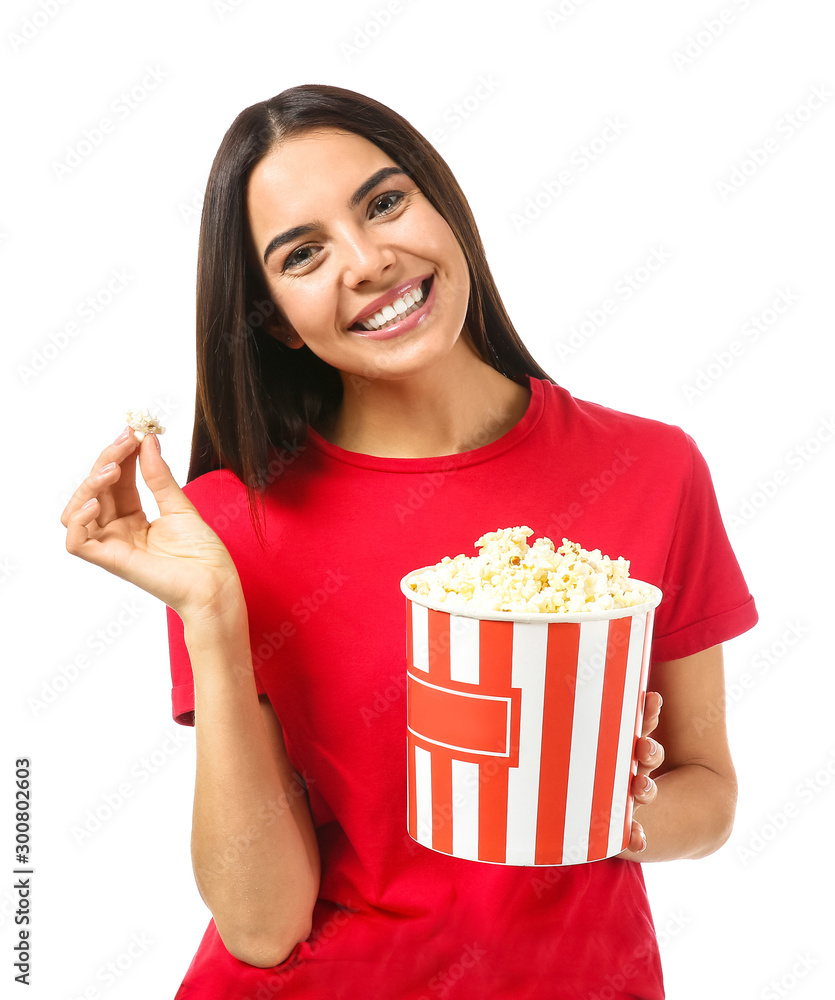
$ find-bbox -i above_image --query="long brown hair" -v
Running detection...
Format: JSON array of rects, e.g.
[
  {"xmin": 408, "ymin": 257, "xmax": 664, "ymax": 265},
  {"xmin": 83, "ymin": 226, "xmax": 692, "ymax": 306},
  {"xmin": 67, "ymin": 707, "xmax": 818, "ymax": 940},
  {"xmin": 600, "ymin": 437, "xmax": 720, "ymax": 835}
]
[{"xmin": 189, "ymin": 83, "xmax": 554, "ymax": 542}]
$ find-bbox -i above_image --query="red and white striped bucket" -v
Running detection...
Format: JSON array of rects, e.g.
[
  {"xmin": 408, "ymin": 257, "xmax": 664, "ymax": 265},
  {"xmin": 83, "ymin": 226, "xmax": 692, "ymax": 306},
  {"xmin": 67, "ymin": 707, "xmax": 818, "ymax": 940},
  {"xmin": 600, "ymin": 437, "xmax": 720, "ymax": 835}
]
[{"xmin": 400, "ymin": 575, "xmax": 662, "ymax": 866}]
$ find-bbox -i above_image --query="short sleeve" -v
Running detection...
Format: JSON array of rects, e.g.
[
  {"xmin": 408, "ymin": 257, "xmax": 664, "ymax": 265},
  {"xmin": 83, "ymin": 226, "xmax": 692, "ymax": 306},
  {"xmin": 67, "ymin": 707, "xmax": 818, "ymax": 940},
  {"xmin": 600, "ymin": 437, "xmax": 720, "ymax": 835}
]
[
  {"xmin": 167, "ymin": 604, "xmax": 269, "ymax": 726},
  {"xmin": 167, "ymin": 605, "xmax": 197, "ymax": 726},
  {"xmin": 164, "ymin": 470, "xmax": 269, "ymax": 726},
  {"xmin": 650, "ymin": 432, "xmax": 758, "ymax": 661}
]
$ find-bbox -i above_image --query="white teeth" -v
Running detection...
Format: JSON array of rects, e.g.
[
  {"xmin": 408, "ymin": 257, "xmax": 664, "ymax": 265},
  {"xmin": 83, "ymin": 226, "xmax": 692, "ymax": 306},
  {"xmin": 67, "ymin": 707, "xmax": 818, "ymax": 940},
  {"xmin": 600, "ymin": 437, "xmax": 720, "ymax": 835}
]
[{"xmin": 357, "ymin": 280, "xmax": 428, "ymax": 332}]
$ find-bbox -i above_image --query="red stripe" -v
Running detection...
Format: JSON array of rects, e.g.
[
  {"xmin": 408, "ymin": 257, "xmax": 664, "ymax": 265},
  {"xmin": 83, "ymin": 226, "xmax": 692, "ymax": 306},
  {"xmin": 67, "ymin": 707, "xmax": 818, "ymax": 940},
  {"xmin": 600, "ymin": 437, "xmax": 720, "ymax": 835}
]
[
  {"xmin": 431, "ymin": 751, "xmax": 453, "ymax": 855},
  {"xmin": 535, "ymin": 622, "xmax": 581, "ymax": 865},
  {"xmin": 587, "ymin": 617, "xmax": 632, "ymax": 861},
  {"xmin": 407, "ymin": 733, "xmax": 417, "ymax": 841},
  {"xmin": 427, "ymin": 609, "xmax": 451, "ymax": 682},
  {"xmin": 477, "ymin": 620, "xmax": 513, "ymax": 863}
]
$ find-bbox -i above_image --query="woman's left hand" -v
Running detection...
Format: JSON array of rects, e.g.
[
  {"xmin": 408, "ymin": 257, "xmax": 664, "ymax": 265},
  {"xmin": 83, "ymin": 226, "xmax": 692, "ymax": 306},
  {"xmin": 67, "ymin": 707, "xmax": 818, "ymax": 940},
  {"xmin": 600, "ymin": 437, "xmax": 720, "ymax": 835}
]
[{"xmin": 620, "ymin": 690, "xmax": 665, "ymax": 855}]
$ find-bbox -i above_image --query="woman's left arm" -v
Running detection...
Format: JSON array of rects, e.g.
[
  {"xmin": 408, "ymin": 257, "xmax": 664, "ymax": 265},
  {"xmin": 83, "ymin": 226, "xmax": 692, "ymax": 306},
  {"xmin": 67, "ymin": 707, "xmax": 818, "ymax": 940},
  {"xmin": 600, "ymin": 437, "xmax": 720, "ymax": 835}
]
[{"xmin": 617, "ymin": 643, "xmax": 738, "ymax": 862}]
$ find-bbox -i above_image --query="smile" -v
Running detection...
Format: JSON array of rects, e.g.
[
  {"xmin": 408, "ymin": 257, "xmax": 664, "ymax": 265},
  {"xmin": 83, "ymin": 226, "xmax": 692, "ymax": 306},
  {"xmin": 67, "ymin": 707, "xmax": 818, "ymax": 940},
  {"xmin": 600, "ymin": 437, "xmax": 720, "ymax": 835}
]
[{"xmin": 350, "ymin": 276, "xmax": 435, "ymax": 341}]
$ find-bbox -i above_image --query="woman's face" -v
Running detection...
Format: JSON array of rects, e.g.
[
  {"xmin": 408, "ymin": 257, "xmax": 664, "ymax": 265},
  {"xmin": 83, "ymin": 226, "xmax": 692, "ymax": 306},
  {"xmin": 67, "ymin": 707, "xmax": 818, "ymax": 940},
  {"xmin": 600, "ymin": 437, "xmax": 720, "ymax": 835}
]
[{"xmin": 245, "ymin": 128, "xmax": 472, "ymax": 383}]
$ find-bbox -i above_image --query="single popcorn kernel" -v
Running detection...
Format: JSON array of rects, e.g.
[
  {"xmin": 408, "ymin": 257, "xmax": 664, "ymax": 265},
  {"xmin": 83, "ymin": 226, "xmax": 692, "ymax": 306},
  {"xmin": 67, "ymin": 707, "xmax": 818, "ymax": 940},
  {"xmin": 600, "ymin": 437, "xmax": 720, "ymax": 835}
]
[
  {"xmin": 407, "ymin": 527, "xmax": 655, "ymax": 614},
  {"xmin": 126, "ymin": 408, "xmax": 166, "ymax": 442}
]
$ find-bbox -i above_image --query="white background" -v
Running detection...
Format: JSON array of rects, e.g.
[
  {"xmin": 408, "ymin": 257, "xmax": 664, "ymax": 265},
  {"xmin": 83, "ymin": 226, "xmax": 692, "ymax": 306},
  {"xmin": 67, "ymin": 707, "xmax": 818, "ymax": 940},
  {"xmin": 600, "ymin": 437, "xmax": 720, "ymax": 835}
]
[{"xmin": 3, "ymin": 0, "xmax": 834, "ymax": 997}]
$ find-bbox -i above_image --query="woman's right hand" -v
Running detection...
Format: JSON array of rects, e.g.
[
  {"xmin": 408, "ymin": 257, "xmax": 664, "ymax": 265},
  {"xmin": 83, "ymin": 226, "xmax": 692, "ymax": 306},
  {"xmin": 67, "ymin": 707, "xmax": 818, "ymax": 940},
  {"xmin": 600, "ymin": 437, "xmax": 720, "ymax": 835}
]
[{"xmin": 61, "ymin": 426, "xmax": 243, "ymax": 622}]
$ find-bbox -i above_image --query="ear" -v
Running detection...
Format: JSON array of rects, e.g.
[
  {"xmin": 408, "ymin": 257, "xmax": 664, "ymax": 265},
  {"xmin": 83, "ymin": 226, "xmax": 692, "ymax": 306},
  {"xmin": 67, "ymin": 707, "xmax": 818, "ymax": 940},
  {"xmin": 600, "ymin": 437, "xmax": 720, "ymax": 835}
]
[
  {"xmin": 263, "ymin": 307, "xmax": 304, "ymax": 349},
  {"xmin": 278, "ymin": 329, "xmax": 305, "ymax": 349}
]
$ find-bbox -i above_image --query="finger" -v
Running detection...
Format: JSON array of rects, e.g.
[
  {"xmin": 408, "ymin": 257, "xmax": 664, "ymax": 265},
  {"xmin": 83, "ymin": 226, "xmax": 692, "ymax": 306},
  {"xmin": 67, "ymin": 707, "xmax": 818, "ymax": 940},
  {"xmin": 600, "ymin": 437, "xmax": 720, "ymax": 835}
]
[
  {"xmin": 640, "ymin": 690, "xmax": 663, "ymax": 738},
  {"xmin": 61, "ymin": 430, "xmax": 140, "ymax": 527},
  {"xmin": 631, "ymin": 771, "xmax": 658, "ymax": 807},
  {"xmin": 92, "ymin": 428, "xmax": 142, "ymax": 524},
  {"xmin": 102, "ymin": 437, "xmax": 141, "ymax": 524},
  {"xmin": 65, "ymin": 495, "xmax": 140, "ymax": 585},
  {"xmin": 61, "ymin": 459, "xmax": 122, "ymax": 528},
  {"xmin": 65, "ymin": 496, "xmax": 106, "ymax": 562},
  {"xmin": 627, "ymin": 820, "xmax": 647, "ymax": 855},
  {"xmin": 636, "ymin": 735, "xmax": 666, "ymax": 771},
  {"xmin": 86, "ymin": 426, "xmax": 139, "ymax": 477},
  {"xmin": 135, "ymin": 434, "xmax": 198, "ymax": 517}
]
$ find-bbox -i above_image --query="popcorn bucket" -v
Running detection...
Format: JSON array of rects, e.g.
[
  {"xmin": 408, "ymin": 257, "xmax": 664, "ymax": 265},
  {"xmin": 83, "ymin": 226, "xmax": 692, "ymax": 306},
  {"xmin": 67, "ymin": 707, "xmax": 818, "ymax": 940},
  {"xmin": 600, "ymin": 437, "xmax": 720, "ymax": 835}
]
[{"xmin": 400, "ymin": 575, "xmax": 663, "ymax": 866}]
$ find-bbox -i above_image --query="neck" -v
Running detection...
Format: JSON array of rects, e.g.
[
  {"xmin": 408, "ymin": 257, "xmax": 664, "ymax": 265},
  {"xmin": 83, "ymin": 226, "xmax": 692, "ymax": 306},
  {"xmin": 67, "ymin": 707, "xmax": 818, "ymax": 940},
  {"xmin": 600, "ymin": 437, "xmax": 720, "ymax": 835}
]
[{"xmin": 317, "ymin": 340, "xmax": 532, "ymax": 458}]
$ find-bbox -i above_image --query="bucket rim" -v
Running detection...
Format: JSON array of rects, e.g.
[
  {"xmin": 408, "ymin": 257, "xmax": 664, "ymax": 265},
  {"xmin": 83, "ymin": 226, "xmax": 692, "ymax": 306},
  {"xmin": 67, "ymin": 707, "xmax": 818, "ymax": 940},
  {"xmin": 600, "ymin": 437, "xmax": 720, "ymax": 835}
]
[{"xmin": 399, "ymin": 568, "xmax": 663, "ymax": 623}]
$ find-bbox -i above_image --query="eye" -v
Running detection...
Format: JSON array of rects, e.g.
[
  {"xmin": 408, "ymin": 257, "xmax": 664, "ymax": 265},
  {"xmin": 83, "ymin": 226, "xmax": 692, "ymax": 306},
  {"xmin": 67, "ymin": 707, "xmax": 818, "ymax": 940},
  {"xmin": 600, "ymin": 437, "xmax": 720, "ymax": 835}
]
[
  {"xmin": 282, "ymin": 244, "xmax": 319, "ymax": 272},
  {"xmin": 370, "ymin": 191, "xmax": 405, "ymax": 217}
]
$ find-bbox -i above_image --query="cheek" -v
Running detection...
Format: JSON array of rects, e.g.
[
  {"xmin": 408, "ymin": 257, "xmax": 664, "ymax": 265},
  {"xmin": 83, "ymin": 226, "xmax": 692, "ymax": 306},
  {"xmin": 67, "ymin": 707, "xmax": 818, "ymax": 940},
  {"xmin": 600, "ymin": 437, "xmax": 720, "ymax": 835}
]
[
  {"xmin": 441, "ymin": 244, "xmax": 471, "ymax": 303},
  {"xmin": 413, "ymin": 204, "xmax": 462, "ymax": 259},
  {"xmin": 433, "ymin": 226, "xmax": 469, "ymax": 290},
  {"xmin": 271, "ymin": 281, "xmax": 333, "ymax": 331}
]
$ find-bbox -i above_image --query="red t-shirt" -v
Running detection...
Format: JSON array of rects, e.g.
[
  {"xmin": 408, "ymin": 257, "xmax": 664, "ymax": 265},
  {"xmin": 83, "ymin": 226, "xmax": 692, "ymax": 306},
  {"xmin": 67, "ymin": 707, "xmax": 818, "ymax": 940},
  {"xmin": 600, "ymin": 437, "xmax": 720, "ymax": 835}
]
[{"xmin": 167, "ymin": 376, "xmax": 757, "ymax": 999}]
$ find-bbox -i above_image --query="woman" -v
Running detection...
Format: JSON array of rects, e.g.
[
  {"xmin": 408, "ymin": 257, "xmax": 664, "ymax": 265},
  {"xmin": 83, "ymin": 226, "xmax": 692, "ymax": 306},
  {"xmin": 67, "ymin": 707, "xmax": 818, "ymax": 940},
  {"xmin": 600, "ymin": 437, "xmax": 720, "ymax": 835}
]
[{"xmin": 61, "ymin": 84, "xmax": 757, "ymax": 998}]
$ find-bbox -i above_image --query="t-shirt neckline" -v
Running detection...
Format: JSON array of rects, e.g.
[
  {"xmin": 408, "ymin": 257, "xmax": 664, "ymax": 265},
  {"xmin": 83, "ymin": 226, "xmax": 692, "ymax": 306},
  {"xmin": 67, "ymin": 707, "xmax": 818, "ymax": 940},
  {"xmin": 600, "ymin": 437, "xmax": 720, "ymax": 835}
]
[{"xmin": 305, "ymin": 374, "xmax": 546, "ymax": 473}]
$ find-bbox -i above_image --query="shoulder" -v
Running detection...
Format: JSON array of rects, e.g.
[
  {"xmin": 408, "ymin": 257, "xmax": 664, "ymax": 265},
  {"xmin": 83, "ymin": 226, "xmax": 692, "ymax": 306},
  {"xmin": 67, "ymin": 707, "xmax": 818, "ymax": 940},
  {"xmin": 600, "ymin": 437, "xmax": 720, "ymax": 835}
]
[
  {"xmin": 182, "ymin": 467, "xmax": 247, "ymax": 505},
  {"xmin": 180, "ymin": 468, "xmax": 254, "ymax": 537},
  {"xmin": 537, "ymin": 378, "xmax": 696, "ymax": 475}
]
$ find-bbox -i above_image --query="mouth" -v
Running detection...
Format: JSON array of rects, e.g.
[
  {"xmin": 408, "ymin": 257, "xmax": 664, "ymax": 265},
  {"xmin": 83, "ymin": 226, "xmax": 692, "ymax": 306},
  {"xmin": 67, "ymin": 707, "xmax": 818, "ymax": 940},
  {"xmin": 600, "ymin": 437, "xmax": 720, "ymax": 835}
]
[{"xmin": 349, "ymin": 276, "xmax": 434, "ymax": 334}]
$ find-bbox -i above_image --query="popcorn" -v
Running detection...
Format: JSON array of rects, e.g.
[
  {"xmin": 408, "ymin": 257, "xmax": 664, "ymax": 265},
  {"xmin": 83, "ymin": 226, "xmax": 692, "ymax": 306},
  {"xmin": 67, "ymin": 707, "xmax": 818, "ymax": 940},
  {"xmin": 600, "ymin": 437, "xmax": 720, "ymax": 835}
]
[
  {"xmin": 406, "ymin": 526, "xmax": 655, "ymax": 614},
  {"xmin": 126, "ymin": 409, "xmax": 166, "ymax": 442}
]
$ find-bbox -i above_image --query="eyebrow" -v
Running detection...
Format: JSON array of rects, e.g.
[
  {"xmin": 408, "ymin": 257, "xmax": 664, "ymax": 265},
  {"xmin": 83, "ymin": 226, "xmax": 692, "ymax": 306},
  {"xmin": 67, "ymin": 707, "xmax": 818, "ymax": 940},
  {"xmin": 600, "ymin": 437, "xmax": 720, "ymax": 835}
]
[{"xmin": 261, "ymin": 165, "xmax": 410, "ymax": 266}]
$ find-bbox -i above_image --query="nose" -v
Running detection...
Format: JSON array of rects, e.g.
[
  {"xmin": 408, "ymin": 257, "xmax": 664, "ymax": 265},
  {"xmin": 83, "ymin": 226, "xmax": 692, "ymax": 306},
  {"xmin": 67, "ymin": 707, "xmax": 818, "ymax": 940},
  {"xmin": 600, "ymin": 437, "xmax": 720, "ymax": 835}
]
[{"xmin": 339, "ymin": 225, "xmax": 396, "ymax": 289}]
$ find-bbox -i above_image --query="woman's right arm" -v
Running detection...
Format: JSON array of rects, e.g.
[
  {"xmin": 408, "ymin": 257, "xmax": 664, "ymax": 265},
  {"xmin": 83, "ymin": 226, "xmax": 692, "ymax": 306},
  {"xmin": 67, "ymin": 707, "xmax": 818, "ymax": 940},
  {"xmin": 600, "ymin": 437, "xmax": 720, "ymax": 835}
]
[
  {"xmin": 61, "ymin": 427, "xmax": 320, "ymax": 967},
  {"xmin": 184, "ymin": 595, "xmax": 321, "ymax": 967}
]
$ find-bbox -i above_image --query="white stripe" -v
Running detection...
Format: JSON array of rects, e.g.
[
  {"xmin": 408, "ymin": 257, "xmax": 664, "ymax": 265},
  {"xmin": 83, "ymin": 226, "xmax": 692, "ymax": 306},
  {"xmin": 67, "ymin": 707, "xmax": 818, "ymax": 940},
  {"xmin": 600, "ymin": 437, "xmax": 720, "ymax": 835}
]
[
  {"xmin": 451, "ymin": 759, "xmax": 480, "ymax": 860},
  {"xmin": 449, "ymin": 613, "xmax": 480, "ymax": 684},
  {"xmin": 414, "ymin": 744, "xmax": 433, "ymax": 847},
  {"xmin": 505, "ymin": 622, "xmax": 548, "ymax": 864},
  {"xmin": 411, "ymin": 603, "xmax": 429, "ymax": 672},
  {"xmin": 607, "ymin": 613, "xmax": 647, "ymax": 857},
  {"xmin": 562, "ymin": 619, "xmax": 609, "ymax": 864}
]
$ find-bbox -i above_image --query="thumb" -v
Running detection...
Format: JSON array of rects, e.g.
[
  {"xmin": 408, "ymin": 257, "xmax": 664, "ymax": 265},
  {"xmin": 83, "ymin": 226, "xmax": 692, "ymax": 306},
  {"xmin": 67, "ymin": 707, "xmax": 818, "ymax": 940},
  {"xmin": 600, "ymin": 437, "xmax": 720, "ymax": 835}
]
[{"xmin": 136, "ymin": 433, "xmax": 197, "ymax": 517}]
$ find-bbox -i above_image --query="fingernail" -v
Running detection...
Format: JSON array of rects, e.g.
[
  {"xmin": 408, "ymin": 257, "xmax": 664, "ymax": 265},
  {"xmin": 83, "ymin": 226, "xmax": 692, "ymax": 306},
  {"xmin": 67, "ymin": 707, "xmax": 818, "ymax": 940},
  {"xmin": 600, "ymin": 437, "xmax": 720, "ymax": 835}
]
[
  {"xmin": 639, "ymin": 775, "xmax": 653, "ymax": 794},
  {"xmin": 151, "ymin": 433, "xmax": 161, "ymax": 453},
  {"xmin": 81, "ymin": 497, "xmax": 98, "ymax": 509},
  {"xmin": 645, "ymin": 738, "xmax": 658, "ymax": 757},
  {"xmin": 639, "ymin": 832, "xmax": 647, "ymax": 852},
  {"xmin": 97, "ymin": 462, "xmax": 116, "ymax": 476},
  {"xmin": 113, "ymin": 427, "xmax": 131, "ymax": 444}
]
